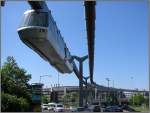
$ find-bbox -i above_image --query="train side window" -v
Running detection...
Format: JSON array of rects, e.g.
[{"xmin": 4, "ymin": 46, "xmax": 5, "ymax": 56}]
[
  {"xmin": 49, "ymin": 16, "xmax": 53, "ymax": 32},
  {"xmin": 59, "ymin": 36, "xmax": 64, "ymax": 49},
  {"xmin": 19, "ymin": 11, "xmax": 48, "ymax": 27},
  {"xmin": 49, "ymin": 13, "xmax": 53, "ymax": 31},
  {"xmin": 64, "ymin": 47, "xmax": 67, "ymax": 58}
]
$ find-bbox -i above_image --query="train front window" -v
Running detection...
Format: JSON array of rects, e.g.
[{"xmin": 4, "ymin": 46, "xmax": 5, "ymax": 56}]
[{"xmin": 20, "ymin": 11, "xmax": 48, "ymax": 27}]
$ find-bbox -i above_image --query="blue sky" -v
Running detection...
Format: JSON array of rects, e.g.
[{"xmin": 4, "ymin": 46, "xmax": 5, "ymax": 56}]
[{"xmin": 1, "ymin": 1, "xmax": 149, "ymax": 90}]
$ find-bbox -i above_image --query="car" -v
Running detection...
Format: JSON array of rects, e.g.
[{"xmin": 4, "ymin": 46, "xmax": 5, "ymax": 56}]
[
  {"xmin": 41, "ymin": 104, "xmax": 49, "ymax": 110},
  {"xmin": 101, "ymin": 102, "xmax": 107, "ymax": 108},
  {"xmin": 103, "ymin": 106, "xmax": 123, "ymax": 112},
  {"xmin": 70, "ymin": 107, "xmax": 78, "ymax": 112},
  {"xmin": 69, "ymin": 107, "xmax": 85, "ymax": 112},
  {"xmin": 88, "ymin": 105, "xmax": 101, "ymax": 112},
  {"xmin": 48, "ymin": 102, "xmax": 56, "ymax": 111},
  {"xmin": 76, "ymin": 107, "xmax": 85, "ymax": 112},
  {"xmin": 119, "ymin": 104, "xmax": 128, "ymax": 110},
  {"xmin": 70, "ymin": 107, "xmax": 85, "ymax": 112},
  {"xmin": 53, "ymin": 104, "xmax": 64, "ymax": 112},
  {"xmin": 87, "ymin": 101, "xmax": 100, "ymax": 112},
  {"xmin": 93, "ymin": 105, "xmax": 101, "ymax": 112}
]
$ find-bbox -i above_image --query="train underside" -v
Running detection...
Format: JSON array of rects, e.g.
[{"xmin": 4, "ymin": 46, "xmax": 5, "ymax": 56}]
[{"xmin": 17, "ymin": 26, "xmax": 73, "ymax": 73}]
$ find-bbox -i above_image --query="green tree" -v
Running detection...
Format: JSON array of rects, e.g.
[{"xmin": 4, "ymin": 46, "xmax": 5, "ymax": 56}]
[
  {"xmin": 129, "ymin": 93, "xmax": 145, "ymax": 106},
  {"xmin": 61, "ymin": 93, "xmax": 71, "ymax": 107},
  {"xmin": 109, "ymin": 91, "xmax": 119, "ymax": 105},
  {"xmin": 61, "ymin": 92, "xmax": 79, "ymax": 108},
  {"xmin": 42, "ymin": 95, "xmax": 49, "ymax": 104},
  {"xmin": 1, "ymin": 56, "xmax": 32, "ymax": 112},
  {"xmin": 70, "ymin": 92, "xmax": 78, "ymax": 103},
  {"xmin": 144, "ymin": 97, "xmax": 149, "ymax": 107}
]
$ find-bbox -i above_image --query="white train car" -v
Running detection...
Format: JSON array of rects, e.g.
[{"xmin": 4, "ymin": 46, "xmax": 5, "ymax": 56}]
[{"xmin": 17, "ymin": 9, "xmax": 73, "ymax": 73}]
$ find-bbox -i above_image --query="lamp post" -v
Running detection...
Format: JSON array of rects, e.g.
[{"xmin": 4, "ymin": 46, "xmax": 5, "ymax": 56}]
[
  {"xmin": 112, "ymin": 80, "xmax": 115, "ymax": 104},
  {"xmin": 39, "ymin": 75, "xmax": 52, "ymax": 83},
  {"xmin": 106, "ymin": 78, "xmax": 110, "ymax": 88},
  {"xmin": 106, "ymin": 78, "xmax": 110, "ymax": 104},
  {"xmin": 131, "ymin": 76, "xmax": 134, "ymax": 105}
]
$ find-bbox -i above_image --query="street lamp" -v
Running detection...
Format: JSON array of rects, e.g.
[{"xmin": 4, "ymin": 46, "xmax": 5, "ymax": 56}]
[
  {"xmin": 106, "ymin": 78, "xmax": 110, "ymax": 88},
  {"xmin": 130, "ymin": 76, "xmax": 136, "ymax": 105},
  {"xmin": 112, "ymin": 80, "xmax": 115, "ymax": 104},
  {"xmin": 106, "ymin": 78, "xmax": 110, "ymax": 105},
  {"xmin": 39, "ymin": 75, "xmax": 52, "ymax": 83}
]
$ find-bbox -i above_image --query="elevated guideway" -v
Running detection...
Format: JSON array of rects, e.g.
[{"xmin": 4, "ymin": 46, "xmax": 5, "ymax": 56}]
[
  {"xmin": 84, "ymin": 1, "xmax": 96, "ymax": 83},
  {"xmin": 28, "ymin": 1, "xmax": 48, "ymax": 10}
]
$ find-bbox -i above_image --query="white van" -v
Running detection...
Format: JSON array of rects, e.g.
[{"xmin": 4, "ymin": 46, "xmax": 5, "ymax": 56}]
[
  {"xmin": 48, "ymin": 102, "xmax": 56, "ymax": 111},
  {"xmin": 41, "ymin": 104, "xmax": 49, "ymax": 110},
  {"xmin": 54, "ymin": 104, "xmax": 64, "ymax": 112}
]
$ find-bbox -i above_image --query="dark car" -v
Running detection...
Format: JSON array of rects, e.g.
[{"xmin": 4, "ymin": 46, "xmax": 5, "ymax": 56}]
[
  {"xmin": 93, "ymin": 105, "xmax": 101, "ymax": 112},
  {"xmin": 77, "ymin": 107, "xmax": 85, "ymax": 112},
  {"xmin": 103, "ymin": 106, "xmax": 123, "ymax": 112},
  {"xmin": 118, "ymin": 104, "xmax": 128, "ymax": 110},
  {"xmin": 88, "ymin": 105, "xmax": 101, "ymax": 112}
]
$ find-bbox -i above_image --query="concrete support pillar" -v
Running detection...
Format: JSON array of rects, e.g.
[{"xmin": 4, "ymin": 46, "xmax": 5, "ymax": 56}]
[
  {"xmin": 79, "ymin": 61, "xmax": 83, "ymax": 107},
  {"xmin": 83, "ymin": 76, "xmax": 90, "ymax": 107},
  {"xmin": 64, "ymin": 87, "xmax": 66, "ymax": 95},
  {"xmin": 95, "ymin": 88, "xmax": 97, "ymax": 100},
  {"xmin": 73, "ymin": 55, "xmax": 88, "ymax": 107},
  {"xmin": 105, "ymin": 92, "xmax": 107, "ymax": 102}
]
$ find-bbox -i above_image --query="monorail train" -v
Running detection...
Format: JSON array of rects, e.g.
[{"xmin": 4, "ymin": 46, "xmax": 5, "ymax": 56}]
[{"xmin": 17, "ymin": 9, "xmax": 73, "ymax": 73}]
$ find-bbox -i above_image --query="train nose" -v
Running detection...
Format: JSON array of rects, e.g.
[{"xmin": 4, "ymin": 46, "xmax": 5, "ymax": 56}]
[{"xmin": 17, "ymin": 27, "xmax": 48, "ymax": 42}]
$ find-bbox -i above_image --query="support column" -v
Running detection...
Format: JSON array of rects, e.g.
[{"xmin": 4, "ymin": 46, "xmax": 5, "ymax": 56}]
[
  {"xmin": 95, "ymin": 87, "xmax": 97, "ymax": 100},
  {"xmin": 73, "ymin": 55, "xmax": 88, "ymax": 107},
  {"xmin": 83, "ymin": 76, "xmax": 90, "ymax": 107},
  {"xmin": 79, "ymin": 61, "xmax": 83, "ymax": 107}
]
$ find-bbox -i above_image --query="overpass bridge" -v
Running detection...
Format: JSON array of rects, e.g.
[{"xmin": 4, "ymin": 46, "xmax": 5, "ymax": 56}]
[{"xmin": 42, "ymin": 85, "xmax": 149, "ymax": 105}]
